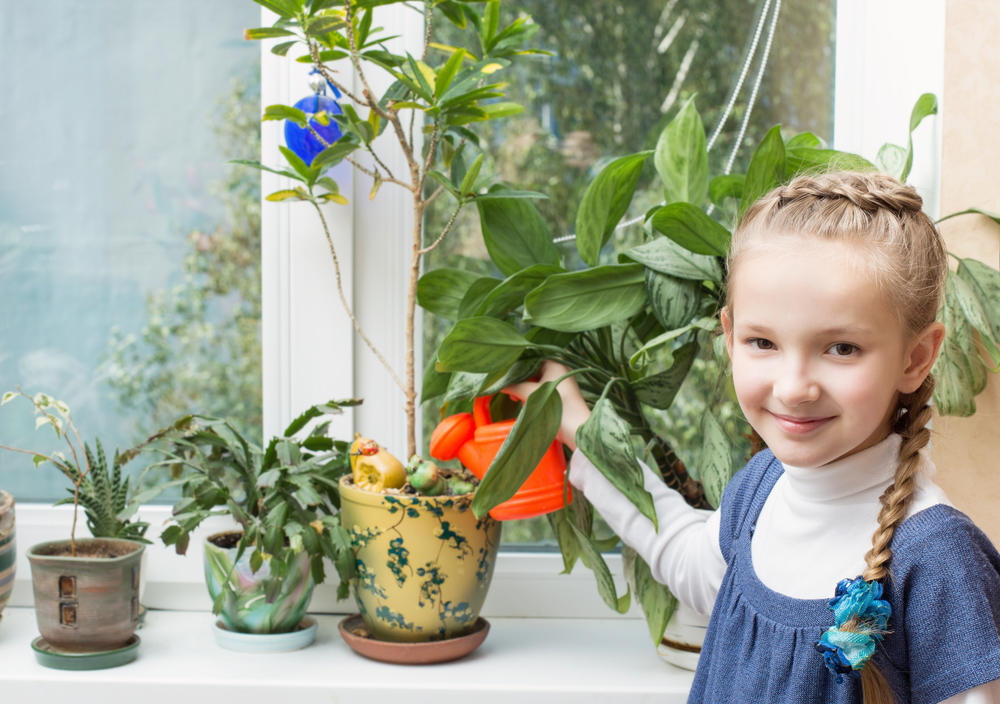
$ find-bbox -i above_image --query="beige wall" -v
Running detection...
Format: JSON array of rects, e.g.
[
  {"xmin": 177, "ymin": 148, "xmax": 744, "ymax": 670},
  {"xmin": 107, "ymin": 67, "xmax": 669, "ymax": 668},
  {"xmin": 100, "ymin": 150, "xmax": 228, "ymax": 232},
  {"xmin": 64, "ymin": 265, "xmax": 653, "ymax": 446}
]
[{"xmin": 932, "ymin": 0, "xmax": 1000, "ymax": 545}]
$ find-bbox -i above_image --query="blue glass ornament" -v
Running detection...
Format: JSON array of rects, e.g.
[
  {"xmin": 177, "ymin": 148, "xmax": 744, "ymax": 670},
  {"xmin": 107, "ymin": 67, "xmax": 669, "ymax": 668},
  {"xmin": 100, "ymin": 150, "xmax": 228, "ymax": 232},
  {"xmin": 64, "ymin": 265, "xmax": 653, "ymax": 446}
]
[{"xmin": 284, "ymin": 92, "xmax": 343, "ymax": 166}]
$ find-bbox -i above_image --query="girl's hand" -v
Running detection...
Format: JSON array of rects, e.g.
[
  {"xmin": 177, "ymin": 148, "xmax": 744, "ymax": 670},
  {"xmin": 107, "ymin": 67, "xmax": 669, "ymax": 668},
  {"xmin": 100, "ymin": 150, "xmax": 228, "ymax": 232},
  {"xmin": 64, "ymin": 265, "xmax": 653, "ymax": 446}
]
[{"xmin": 504, "ymin": 361, "xmax": 591, "ymax": 451}]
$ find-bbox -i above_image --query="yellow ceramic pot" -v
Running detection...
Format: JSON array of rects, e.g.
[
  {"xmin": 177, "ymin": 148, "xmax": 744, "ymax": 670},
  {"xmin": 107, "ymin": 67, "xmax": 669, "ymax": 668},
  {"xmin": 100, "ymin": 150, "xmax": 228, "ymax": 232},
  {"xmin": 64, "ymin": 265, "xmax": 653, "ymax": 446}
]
[{"xmin": 338, "ymin": 476, "xmax": 501, "ymax": 642}]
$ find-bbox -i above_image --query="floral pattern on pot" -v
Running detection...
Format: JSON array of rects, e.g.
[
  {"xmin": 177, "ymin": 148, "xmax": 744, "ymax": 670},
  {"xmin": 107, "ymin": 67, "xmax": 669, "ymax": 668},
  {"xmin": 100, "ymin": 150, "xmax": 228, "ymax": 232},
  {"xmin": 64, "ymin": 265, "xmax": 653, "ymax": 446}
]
[
  {"xmin": 0, "ymin": 491, "xmax": 15, "ymax": 617},
  {"xmin": 339, "ymin": 476, "xmax": 501, "ymax": 643},
  {"xmin": 203, "ymin": 531, "xmax": 315, "ymax": 634}
]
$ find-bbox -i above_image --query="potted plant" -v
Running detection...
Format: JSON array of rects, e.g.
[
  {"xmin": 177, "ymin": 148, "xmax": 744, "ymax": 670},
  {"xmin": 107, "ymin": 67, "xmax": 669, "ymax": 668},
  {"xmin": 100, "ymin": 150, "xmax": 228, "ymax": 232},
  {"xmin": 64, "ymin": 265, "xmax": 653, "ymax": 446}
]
[
  {"xmin": 154, "ymin": 399, "xmax": 359, "ymax": 651},
  {"xmin": 0, "ymin": 489, "xmax": 14, "ymax": 624},
  {"xmin": 238, "ymin": 0, "xmax": 543, "ymax": 656},
  {"xmin": 0, "ymin": 389, "xmax": 190, "ymax": 668},
  {"xmin": 423, "ymin": 92, "xmax": 1000, "ymax": 667}
]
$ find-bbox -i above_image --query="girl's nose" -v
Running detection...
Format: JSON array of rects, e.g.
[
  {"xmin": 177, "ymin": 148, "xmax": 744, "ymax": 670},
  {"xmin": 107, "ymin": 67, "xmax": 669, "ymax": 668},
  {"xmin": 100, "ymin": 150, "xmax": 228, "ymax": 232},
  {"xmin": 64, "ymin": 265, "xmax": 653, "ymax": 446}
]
[{"xmin": 773, "ymin": 364, "xmax": 820, "ymax": 406}]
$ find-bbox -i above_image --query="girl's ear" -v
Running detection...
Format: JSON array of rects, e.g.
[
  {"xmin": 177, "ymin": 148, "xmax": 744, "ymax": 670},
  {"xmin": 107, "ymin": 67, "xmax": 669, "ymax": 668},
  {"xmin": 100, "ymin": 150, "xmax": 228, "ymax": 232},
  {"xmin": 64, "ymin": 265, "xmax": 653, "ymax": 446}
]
[
  {"xmin": 899, "ymin": 321, "xmax": 946, "ymax": 394},
  {"xmin": 721, "ymin": 307, "xmax": 735, "ymax": 356}
]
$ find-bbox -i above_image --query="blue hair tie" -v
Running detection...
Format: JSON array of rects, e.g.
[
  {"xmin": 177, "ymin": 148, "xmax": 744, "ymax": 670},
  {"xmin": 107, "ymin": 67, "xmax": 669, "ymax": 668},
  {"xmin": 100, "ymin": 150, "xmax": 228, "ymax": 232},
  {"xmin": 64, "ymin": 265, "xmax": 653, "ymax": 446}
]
[{"xmin": 815, "ymin": 576, "xmax": 891, "ymax": 683}]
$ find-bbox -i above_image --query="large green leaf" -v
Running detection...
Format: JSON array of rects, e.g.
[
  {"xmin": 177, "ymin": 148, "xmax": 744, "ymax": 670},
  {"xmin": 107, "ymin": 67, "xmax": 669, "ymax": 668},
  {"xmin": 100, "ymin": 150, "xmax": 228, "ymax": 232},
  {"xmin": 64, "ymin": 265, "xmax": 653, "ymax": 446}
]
[
  {"xmin": 547, "ymin": 509, "xmax": 581, "ymax": 574},
  {"xmin": 739, "ymin": 125, "xmax": 785, "ymax": 216},
  {"xmin": 475, "ymin": 265, "xmax": 565, "ymax": 318},
  {"xmin": 476, "ymin": 185, "xmax": 560, "ymax": 276},
  {"xmin": 471, "ymin": 382, "xmax": 562, "ymax": 518},
  {"xmin": 933, "ymin": 271, "xmax": 989, "ymax": 416},
  {"xmin": 655, "ymin": 96, "xmax": 708, "ymax": 206},
  {"xmin": 417, "ymin": 268, "xmax": 485, "ymax": 320},
  {"xmin": 650, "ymin": 203, "xmax": 731, "ymax": 257},
  {"xmin": 951, "ymin": 265, "xmax": 1000, "ymax": 363},
  {"xmin": 646, "ymin": 270, "xmax": 701, "ymax": 331},
  {"xmin": 785, "ymin": 148, "xmax": 876, "ymax": 180},
  {"xmin": 623, "ymin": 545, "xmax": 677, "ymax": 644},
  {"xmin": 624, "ymin": 236, "xmax": 724, "ymax": 282},
  {"xmin": 699, "ymin": 411, "xmax": 734, "ymax": 509},
  {"xmin": 708, "ymin": 174, "xmax": 744, "ymax": 210},
  {"xmin": 902, "ymin": 93, "xmax": 938, "ymax": 182},
  {"xmin": 436, "ymin": 317, "xmax": 529, "ymax": 373},
  {"xmin": 421, "ymin": 357, "xmax": 451, "ymax": 404},
  {"xmin": 575, "ymin": 391, "xmax": 657, "ymax": 527},
  {"xmin": 523, "ymin": 265, "xmax": 646, "ymax": 332},
  {"xmin": 456, "ymin": 277, "xmax": 501, "ymax": 319},
  {"xmin": 575, "ymin": 152, "xmax": 652, "ymax": 266},
  {"xmin": 957, "ymin": 257, "xmax": 1000, "ymax": 346},
  {"xmin": 633, "ymin": 341, "xmax": 698, "ymax": 409},
  {"xmin": 568, "ymin": 521, "xmax": 631, "ymax": 614}
]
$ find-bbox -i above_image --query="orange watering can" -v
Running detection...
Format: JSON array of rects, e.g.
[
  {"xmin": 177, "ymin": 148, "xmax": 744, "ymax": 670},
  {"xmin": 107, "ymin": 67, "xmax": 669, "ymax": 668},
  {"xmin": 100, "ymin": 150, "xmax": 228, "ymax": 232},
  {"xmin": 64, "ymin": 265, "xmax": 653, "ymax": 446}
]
[{"xmin": 429, "ymin": 396, "xmax": 571, "ymax": 521}]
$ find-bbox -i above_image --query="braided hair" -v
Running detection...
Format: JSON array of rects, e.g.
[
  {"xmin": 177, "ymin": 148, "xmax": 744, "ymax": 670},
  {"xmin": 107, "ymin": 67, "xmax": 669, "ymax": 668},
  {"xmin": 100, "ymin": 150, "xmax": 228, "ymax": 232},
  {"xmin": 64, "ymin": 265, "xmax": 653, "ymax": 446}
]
[{"xmin": 728, "ymin": 172, "xmax": 947, "ymax": 703}]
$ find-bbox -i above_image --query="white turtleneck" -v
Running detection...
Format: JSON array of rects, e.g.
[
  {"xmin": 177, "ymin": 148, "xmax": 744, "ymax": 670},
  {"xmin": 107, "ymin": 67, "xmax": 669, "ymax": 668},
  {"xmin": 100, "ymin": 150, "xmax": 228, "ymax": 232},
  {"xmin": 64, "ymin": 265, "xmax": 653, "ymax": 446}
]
[{"xmin": 568, "ymin": 434, "xmax": 1000, "ymax": 703}]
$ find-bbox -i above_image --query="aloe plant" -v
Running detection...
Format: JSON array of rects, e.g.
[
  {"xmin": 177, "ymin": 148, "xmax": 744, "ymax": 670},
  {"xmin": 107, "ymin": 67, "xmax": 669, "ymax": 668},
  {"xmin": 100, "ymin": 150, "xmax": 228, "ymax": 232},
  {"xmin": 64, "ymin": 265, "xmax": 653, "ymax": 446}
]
[{"xmin": 421, "ymin": 92, "xmax": 1000, "ymax": 644}]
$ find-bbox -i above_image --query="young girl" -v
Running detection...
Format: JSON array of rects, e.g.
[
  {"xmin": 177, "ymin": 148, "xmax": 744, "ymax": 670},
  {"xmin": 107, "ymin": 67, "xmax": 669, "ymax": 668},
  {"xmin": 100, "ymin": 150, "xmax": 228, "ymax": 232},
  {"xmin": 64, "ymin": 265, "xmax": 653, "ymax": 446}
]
[{"xmin": 509, "ymin": 172, "xmax": 1000, "ymax": 703}]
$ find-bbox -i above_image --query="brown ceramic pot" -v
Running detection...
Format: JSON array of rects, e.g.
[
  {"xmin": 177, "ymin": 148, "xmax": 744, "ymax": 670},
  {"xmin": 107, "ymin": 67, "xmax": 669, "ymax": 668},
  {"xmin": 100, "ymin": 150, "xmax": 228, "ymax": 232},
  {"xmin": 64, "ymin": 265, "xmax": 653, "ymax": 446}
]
[{"xmin": 27, "ymin": 538, "xmax": 144, "ymax": 652}]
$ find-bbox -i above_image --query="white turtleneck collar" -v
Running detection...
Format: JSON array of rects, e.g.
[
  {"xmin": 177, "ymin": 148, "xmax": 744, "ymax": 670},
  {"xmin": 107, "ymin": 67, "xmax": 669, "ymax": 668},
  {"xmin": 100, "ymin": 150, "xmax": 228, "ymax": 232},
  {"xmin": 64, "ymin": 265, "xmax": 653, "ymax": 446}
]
[{"xmin": 752, "ymin": 433, "xmax": 950, "ymax": 600}]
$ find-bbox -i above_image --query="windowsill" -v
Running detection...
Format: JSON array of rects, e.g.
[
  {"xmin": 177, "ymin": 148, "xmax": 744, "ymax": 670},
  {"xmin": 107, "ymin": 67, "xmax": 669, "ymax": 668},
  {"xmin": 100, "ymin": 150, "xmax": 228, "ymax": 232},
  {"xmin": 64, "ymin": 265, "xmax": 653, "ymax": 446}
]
[{"xmin": 0, "ymin": 606, "xmax": 694, "ymax": 703}]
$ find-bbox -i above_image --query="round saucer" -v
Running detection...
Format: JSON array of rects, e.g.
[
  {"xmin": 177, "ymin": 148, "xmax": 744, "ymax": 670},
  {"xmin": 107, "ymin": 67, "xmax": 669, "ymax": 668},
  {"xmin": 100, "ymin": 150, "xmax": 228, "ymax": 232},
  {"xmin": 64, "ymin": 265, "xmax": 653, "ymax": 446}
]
[
  {"xmin": 338, "ymin": 614, "xmax": 489, "ymax": 664},
  {"xmin": 31, "ymin": 635, "xmax": 140, "ymax": 670},
  {"xmin": 212, "ymin": 616, "xmax": 317, "ymax": 652}
]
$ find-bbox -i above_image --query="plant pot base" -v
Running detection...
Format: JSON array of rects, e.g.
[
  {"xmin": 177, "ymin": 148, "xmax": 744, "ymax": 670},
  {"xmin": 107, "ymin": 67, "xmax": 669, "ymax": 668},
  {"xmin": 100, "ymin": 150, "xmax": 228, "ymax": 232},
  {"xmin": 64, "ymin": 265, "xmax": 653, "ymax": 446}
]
[
  {"xmin": 338, "ymin": 614, "xmax": 489, "ymax": 664},
  {"xmin": 212, "ymin": 616, "xmax": 317, "ymax": 652},
  {"xmin": 31, "ymin": 634, "xmax": 140, "ymax": 670}
]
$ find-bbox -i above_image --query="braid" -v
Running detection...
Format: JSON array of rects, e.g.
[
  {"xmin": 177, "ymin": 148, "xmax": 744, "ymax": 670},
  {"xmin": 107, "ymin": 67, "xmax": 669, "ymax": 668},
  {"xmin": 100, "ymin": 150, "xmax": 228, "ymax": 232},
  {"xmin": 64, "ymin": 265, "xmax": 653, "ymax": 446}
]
[
  {"xmin": 862, "ymin": 376, "xmax": 935, "ymax": 581},
  {"xmin": 772, "ymin": 175, "xmax": 924, "ymax": 218}
]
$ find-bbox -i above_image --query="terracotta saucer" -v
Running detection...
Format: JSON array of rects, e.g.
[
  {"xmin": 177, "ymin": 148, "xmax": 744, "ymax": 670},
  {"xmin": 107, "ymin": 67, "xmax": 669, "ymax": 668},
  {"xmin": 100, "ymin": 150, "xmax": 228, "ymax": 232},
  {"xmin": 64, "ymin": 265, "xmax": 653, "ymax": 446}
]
[
  {"xmin": 31, "ymin": 635, "xmax": 140, "ymax": 670},
  {"xmin": 338, "ymin": 614, "xmax": 489, "ymax": 664}
]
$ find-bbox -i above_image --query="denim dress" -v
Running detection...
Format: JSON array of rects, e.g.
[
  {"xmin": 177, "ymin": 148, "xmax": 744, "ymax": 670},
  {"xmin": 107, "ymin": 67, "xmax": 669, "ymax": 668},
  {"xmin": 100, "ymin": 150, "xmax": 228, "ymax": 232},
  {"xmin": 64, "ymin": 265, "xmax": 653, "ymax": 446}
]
[{"xmin": 688, "ymin": 450, "xmax": 1000, "ymax": 704}]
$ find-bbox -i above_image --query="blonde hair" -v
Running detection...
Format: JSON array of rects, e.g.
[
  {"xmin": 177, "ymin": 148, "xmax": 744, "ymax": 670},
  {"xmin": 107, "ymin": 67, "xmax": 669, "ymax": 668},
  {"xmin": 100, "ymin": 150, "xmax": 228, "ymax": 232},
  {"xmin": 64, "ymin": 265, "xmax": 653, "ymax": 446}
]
[{"xmin": 729, "ymin": 172, "xmax": 947, "ymax": 703}]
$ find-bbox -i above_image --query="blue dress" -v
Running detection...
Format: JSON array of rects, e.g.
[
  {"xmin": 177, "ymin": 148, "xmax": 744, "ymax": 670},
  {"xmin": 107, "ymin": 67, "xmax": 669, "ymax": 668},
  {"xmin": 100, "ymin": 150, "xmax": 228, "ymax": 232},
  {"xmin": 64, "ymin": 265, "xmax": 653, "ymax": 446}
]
[{"xmin": 689, "ymin": 450, "xmax": 1000, "ymax": 703}]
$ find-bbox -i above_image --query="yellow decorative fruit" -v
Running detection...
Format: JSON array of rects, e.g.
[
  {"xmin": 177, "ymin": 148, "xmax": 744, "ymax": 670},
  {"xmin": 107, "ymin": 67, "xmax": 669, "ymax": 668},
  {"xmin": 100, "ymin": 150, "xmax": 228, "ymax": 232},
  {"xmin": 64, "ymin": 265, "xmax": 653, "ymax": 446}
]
[{"xmin": 350, "ymin": 434, "xmax": 406, "ymax": 492}]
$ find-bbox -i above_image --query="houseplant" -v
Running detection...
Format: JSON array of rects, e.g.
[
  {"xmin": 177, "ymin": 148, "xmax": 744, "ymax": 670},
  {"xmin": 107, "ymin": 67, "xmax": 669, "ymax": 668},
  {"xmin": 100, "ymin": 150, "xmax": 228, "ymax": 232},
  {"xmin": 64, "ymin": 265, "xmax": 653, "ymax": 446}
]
[
  {"xmin": 238, "ymin": 0, "xmax": 542, "ymax": 653},
  {"xmin": 155, "ymin": 399, "xmax": 358, "ymax": 650},
  {"xmin": 0, "ymin": 389, "xmax": 190, "ymax": 667},
  {"xmin": 0, "ymin": 490, "xmax": 13, "ymax": 623},
  {"xmin": 424, "ymin": 92, "xmax": 1000, "ymax": 664}
]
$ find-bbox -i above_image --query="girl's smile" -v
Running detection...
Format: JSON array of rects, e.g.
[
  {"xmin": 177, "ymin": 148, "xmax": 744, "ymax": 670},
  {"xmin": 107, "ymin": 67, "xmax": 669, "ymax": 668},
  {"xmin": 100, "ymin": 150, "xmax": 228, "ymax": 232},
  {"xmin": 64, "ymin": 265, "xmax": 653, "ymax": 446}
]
[{"xmin": 722, "ymin": 235, "xmax": 937, "ymax": 469}]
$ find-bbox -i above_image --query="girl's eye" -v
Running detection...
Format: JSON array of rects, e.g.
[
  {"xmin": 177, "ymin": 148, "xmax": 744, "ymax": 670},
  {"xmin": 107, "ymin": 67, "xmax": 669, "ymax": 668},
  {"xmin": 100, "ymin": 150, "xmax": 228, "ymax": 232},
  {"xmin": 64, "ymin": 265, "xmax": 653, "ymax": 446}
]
[
  {"xmin": 747, "ymin": 338, "xmax": 775, "ymax": 351},
  {"xmin": 829, "ymin": 342, "xmax": 859, "ymax": 357}
]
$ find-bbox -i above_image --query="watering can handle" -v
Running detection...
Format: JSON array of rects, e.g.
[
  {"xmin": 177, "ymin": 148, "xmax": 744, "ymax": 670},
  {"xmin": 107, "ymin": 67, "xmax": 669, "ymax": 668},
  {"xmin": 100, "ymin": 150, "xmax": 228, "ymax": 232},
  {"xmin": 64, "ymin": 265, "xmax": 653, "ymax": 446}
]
[{"xmin": 472, "ymin": 396, "xmax": 493, "ymax": 428}]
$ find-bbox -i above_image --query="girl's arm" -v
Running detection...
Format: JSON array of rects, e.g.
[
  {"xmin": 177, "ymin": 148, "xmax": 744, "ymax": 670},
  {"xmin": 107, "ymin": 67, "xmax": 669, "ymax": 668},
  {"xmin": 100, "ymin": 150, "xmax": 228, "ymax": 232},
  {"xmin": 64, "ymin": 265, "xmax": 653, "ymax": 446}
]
[{"xmin": 506, "ymin": 362, "xmax": 727, "ymax": 615}]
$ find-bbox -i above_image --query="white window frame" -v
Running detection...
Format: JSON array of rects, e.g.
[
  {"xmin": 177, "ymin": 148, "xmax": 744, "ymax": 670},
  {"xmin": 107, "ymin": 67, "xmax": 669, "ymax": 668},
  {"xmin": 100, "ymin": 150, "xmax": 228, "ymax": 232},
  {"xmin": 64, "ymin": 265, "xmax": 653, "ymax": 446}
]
[{"xmin": 8, "ymin": 2, "xmax": 944, "ymax": 620}]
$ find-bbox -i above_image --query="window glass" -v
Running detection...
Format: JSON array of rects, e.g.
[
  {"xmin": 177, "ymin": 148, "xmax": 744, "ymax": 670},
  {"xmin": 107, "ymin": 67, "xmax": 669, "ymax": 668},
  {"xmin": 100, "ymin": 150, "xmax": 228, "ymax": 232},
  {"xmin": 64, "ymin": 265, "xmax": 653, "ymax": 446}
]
[
  {"xmin": 422, "ymin": 0, "xmax": 836, "ymax": 545},
  {"xmin": 0, "ymin": 1, "xmax": 260, "ymax": 502}
]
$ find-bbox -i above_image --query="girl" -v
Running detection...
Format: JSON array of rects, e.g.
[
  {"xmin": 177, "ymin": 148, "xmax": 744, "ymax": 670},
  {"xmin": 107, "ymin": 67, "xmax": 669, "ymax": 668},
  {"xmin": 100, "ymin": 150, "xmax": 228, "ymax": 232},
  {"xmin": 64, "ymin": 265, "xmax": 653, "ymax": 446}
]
[{"xmin": 509, "ymin": 172, "xmax": 1000, "ymax": 703}]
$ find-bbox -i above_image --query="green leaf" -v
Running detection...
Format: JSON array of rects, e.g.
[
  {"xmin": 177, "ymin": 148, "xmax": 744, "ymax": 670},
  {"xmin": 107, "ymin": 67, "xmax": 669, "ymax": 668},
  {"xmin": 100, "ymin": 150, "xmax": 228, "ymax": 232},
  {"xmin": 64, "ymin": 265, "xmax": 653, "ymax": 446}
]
[
  {"xmin": 311, "ymin": 136, "xmax": 361, "ymax": 170},
  {"xmin": 444, "ymin": 371, "xmax": 487, "ymax": 403},
  {"xmin": 263, "ymin": 104, "xmax": 308, "ymax": 127},
  {"xmin": 460, "ymin": 152, "xmax": 484, "ymax": 194},
  {"xmin": 633, "ymin": 341, "xmax": 698, "ymax": 410},
  {"xmin": 481, "ymin": 0, "xmax": 500, "ymax": 51},
  {"xmin": 245, "ymin": 26, "xmax": 296, "ymax": 40},
  {"xmin": 567, "ymin": 520, "xmax": 630, "ymax": 614},
  {"xmin": 933, "ymin": 272, "xmax": 985, "ymax": 416},
  {"xmin": 950, "ymin": 266, "xmax": 1000, "ymax": 358},
  {"xmin": 956, "ymin": 257, "xmax": 1000, "ymax": 345},
  {"xmin": 471, "ymin": 382, "xmax": 562, "ymax": 518},
  {"xmin": 708, "ymin": 174, "xmax": 744, "ymax": 209},
  {"xmin": 630, "ymin": 317, "xmax": 717, "ymax": 370},
  {"xmin": 1, "ymin": 391, "xmax": 15, "ymax": 405},
  {"xmin": 624, "ymin": 545, "xmax": 676, "ymax": 644},
  {"xmin": 456, "ymin": 277, "xmax": 501, "ymax": 319},
  {"xmin": 523, "ymin": 265, "xmax": 647, "ymax": 332},
  {"xmin": 475, "ymin": 264, "xmax": 565, "ymax": 318},
  {"xmin": 784, "ymin": 147, "xmax": 876, "ymax": 180},
  {"xmin": 576, "ymin": 391, "xmax": 657, "ymax": 527},
  {"xmin": 417, "ymin": 268, "xmax": 485, "ymax": 320},
  {"xmin": 270, "ymin": 40, "xmax": 297, "ymax": 57},
  {"xmin": 421, "ymin": 357, "xmax": 451, "ymax": 404},
  {"xmin": 476, "ymin": 185, "xmax": 560, "ymax": 276},
  {"xmin": 624, "ymin": 236, "xmax": 724, "ymax": 282},
  {"xmin": 646, "ymin": 270, "xmax": 700, "ymax": 331},
  {"xmin": 437, "ymin": 317, "xmax": 529, "ymax": 373},
  {"xmin": 229, "ymin": 159, "xmax": 302, "ymax": 182},
  {"xmin": 876, "ymin": 143, "xmax": 907, "ymax": 181},
  {"xmin": 785, "ymin": 132, "xmax": 822, "ymax": 149},
  {"xmin": 252, "ymin": 0, "xmax": 300, "ymax": 16},
  {"xmin": 435, "ymin": 47, "xmax": 467, "ymax": 99},
  {"xmin": 547, "ymin": 509, "xmax": 581, "ymax": 574},
  {"xmin": 477, "ymin": 102, "xmax": 524, "ymax": 120},
  {"xmin": 306, "ymin": 15, "xmax": 346, "ymax": 36},
  {"xmin": 279, "ymin": 145, "xmax": 311, "ymax": 180},
  {"xmin": 740, "ymin": 125, "xmax": 785, "ymax": 216},
  {"xmin": 700, "ymin": 412, "xmax": 735, "ymax": 509},
  {"xmin": 650, "ymin": 203, "xmax": 731, "ymax": 257},
  {"xmin": 901, "ymin": 93, "xmax": 938, "ymax": 182},
  {"xmin": 655, "ymin": 96, "xmax": 708, "ymax": 206},
  {"xmin": 575, "ymin": 152, "xmax": 652, "ymax": 266},
  {"xmin": 266, "ymin": 188, "xmax": 310, "ymax": 202}
]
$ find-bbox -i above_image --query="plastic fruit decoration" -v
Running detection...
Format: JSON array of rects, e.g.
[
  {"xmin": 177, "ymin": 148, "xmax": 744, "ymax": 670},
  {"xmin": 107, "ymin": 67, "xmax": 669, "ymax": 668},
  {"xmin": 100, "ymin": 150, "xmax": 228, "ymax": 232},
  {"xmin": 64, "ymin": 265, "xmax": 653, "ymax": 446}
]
[
  {"xmin": 349, "ymin": 434, "xmax": 406, "ymax": 492},
  {"xmin": 405, "ymin": 456, "xmax": 476, "ymax": 496}
]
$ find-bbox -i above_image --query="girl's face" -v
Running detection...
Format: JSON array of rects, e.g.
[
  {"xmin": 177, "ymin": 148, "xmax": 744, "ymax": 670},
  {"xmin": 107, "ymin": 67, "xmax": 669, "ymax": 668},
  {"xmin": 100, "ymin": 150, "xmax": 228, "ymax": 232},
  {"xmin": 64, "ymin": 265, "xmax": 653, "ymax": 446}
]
[{"xmin": 723, "ymin": 236, "xmax": 938, "ymax": 468}]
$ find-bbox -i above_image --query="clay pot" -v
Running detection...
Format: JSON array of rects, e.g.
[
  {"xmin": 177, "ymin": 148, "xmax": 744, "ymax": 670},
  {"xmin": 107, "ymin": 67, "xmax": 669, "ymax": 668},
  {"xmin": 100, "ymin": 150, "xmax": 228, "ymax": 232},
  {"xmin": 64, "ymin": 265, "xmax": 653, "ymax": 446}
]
[
  {"xmin": 27, "ymin": 538, "xmax": 144, "ymax": 652},
  {"xmin": 0, "ymin": 491, "xmax": 14, "ymax": 618},
  {"xmin": 338, "ymin": 475, "xmax": 501, "ymax": 642},
  {"xmin": 203, "ymin": 531, "xmax": 315, "ymax": 634}
]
